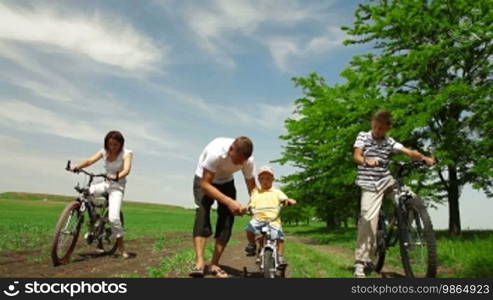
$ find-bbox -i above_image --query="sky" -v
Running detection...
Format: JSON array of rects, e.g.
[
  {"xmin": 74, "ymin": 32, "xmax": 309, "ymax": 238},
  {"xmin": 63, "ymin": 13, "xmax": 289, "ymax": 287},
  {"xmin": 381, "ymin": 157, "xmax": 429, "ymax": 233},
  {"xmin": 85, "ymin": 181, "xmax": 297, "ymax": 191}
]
[{"xmin": 0, "ymin": 0, "xmax": 491, "ymax": 229}]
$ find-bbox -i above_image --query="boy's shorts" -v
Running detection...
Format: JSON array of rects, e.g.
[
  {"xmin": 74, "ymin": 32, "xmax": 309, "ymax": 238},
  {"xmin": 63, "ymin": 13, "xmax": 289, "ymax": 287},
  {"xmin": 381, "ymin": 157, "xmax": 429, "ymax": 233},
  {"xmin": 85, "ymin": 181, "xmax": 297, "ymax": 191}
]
[{"xmin": 246, "ymin": 219, "xmax": 284, "ymax": 240}]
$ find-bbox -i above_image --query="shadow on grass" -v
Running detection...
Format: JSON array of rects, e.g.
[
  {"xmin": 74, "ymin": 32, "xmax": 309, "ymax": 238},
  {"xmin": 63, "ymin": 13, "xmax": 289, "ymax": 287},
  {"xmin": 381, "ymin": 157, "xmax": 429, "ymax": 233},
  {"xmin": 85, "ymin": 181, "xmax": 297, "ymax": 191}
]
[
  {"xmin": 460, "ymin": 256, "xmax": 493, "ymax": 278},
  {"xmin": 435, "ymin": 230, "xmax": 493, "ymax": 241},
  {"xmin": 284, "ymin": 225, "xmax": 356, "ymax": 246}
]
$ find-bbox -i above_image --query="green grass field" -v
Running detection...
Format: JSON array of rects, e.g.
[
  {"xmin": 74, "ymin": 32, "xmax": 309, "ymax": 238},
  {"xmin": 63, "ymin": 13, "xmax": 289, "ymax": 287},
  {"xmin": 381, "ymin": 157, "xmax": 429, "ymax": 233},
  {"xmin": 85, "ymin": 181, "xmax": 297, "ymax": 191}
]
[
  {"xmin": 1, "ymin": 192, "xmax": 492, "ymax": 278},
  {"xmin": 0, "ymin": 192, "xmax": 249, "ymax": 251},
  {"xmin": 284, "ymin": 222, "xmax": 493, "ymax": 278}
]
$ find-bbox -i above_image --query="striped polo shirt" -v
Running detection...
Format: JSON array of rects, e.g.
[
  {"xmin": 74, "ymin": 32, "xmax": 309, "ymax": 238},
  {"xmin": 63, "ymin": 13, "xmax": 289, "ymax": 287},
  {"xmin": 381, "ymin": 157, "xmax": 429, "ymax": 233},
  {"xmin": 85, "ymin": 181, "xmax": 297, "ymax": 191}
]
[{"xmin": 353, "ymin": 131, "xmax": 403, "ymax": 191}]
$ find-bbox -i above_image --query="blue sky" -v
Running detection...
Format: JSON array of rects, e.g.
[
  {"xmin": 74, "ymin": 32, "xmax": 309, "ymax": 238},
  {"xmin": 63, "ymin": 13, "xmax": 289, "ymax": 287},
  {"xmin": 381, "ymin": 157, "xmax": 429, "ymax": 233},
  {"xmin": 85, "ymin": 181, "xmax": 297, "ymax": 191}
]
[{"xmin": 0, "ymin": 0, "xmax": 491, "ymax": 229}]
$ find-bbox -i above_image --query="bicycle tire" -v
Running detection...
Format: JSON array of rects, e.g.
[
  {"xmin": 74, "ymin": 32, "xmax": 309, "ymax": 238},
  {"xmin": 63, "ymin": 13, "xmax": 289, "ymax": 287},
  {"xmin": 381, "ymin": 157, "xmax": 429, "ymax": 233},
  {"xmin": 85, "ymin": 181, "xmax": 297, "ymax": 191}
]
[
  {"xmin": 95, "ymin": 211, "xmax": 124, "ymax": 254},
  {"xmin": 398, "ymin": 196, "xmax": 437, "ymax": 277},
  {"xmin": 375, "ymin": 215, "xmax": 387, "ymax": 273},
  {"xmin": 263, "ymin": 249, "xmax": 275, "ymax": 278},
  {"xmin": 51, "ymin": 201, "xmax": 83, "ymax": 266}
]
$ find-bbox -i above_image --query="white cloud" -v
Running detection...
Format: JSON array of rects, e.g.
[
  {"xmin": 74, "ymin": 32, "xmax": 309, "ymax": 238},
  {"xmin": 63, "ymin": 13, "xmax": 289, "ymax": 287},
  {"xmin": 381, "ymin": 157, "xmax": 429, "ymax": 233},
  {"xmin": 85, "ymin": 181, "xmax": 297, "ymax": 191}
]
[
  {"xmin": 0, "ymin": 3, "xmax": 164, "ymax": 71},
  {"xmin": 155, "ymin": 85, "xmax": 293, "ymax": 130},
  {"xmin": 0, "ymin": 101, "xmax": 102, "ymax": 143},
  {"xmin": 183, "ymin": 0, "xmax": 325, "ymax": 69},
  {"xmin": 0, "ymin": 100, "xmax": 190, "ymax": 160},
  {"xmin": 266, "ymin": 26, "xmax": 347, "ymax": 72}
]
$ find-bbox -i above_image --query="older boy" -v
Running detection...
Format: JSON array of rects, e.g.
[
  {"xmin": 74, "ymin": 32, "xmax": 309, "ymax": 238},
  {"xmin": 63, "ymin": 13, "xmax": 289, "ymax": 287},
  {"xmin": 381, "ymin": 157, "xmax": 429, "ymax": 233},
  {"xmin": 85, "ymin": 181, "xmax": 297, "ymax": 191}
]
[{"xmin": 352, "ymin": 110, "xmax": 434, "ymax": 278}]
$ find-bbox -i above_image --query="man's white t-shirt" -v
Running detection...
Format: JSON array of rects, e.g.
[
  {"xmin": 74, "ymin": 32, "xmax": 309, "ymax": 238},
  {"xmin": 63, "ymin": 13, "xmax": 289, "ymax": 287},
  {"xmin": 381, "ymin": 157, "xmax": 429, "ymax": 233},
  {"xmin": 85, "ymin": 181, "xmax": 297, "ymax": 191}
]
[{"xmin": 195, "ymin": 137, "xmax": 255, "ymax": 184}]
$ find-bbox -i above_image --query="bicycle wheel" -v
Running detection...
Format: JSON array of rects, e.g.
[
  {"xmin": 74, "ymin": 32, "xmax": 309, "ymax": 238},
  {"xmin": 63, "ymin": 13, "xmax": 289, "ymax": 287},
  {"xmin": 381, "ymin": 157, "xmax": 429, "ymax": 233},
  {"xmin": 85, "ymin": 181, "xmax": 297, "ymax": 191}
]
[
  {"xmin": 51, "ymin": 201, "xmax": 83, "ymax": 266},
  {"xmin": 95, "ymin": 211, "xmax": 124, "ymax": 254},
  {"xmin": 374, "ymin": 215, "xmax": 387, "ymax": 273},
  {"xmin": 398, "ymin": 196, "xmax": 437, "ymax": 277},
  {"xmin": 263, "ymin": 249, "xmax": 275, "ymax": 278}
]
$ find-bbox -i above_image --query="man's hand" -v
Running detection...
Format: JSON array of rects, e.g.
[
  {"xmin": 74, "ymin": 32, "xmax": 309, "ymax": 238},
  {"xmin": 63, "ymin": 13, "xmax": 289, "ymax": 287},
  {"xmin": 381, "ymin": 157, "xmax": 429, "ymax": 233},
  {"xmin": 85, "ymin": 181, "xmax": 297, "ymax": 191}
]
[
  {"xmin": 227, "ymin": 200, "xmax": 243, "ymax": 216},
  {"xmin": 238, "ymin": 205, "xmax": 249, "ymax": 215}
]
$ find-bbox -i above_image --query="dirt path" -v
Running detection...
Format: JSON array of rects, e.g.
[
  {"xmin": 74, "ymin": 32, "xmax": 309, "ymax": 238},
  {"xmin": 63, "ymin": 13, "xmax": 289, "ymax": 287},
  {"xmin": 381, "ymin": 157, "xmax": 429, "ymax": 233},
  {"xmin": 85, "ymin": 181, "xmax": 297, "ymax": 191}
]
[
  {"xmin": 0, "ymin": 233, "xmax": 191, "ymax": 278},
  {"xmin": 0, "ymin": 232, "xmax": 452, "ymax": 278}
]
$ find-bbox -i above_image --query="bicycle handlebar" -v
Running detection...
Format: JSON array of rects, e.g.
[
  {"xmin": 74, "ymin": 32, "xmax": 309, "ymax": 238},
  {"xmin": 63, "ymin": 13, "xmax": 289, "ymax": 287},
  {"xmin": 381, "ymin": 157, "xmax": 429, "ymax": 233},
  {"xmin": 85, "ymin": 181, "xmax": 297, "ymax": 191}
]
[
  {"xmin": 248, "ymin": 205, "xmax": 283, "ymax": 222},
  {"xmin": 65, "ymin": 160, "xmax": 116, "ymax": 181},
  {"xmin": 394, "ymin": 160, "xmax": 429, "ymax": 178}
]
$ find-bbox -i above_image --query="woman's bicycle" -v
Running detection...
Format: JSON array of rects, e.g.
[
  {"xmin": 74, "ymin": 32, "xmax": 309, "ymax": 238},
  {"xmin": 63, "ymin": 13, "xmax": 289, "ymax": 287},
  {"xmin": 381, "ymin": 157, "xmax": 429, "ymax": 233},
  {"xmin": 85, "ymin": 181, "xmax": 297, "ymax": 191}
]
[
  {"xmin": 244, "ymin": 205, "xmax": 287, "ymax": 278},
  {"xmin": 50, "ymin": 161, "xmax": 124, "ymax": 266},
  {"xmin": 374, "ymin": 160, "xmax": 437, "ymax": 277}
]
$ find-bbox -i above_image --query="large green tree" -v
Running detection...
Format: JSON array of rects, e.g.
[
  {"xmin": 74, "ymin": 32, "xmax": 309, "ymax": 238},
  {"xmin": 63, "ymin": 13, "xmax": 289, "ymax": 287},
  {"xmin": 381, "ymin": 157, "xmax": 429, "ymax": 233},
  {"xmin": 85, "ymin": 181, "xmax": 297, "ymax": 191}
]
[{"xmin": 278, "ymin": 0, "xmax": 493, "ymax": 235}]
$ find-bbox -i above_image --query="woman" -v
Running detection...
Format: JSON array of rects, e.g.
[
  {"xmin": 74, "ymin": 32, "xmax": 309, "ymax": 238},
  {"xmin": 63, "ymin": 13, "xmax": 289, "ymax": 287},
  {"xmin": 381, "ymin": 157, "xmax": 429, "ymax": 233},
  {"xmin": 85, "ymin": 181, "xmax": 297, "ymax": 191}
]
[{"xmin": 71, "ymin": 130, "xmax": 133, "ymax": 258}]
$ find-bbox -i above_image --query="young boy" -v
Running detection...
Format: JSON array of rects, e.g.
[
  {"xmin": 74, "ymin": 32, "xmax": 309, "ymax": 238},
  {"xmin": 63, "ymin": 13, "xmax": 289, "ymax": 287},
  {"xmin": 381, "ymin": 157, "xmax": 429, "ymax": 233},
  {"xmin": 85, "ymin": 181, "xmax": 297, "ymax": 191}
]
[
  {"xmin": 352, "ymin": 110, "xmax": 435, "ymax": 278},
  {"xmin": 244, "ymin": 166, "xmax": 296, "ymax": 266}
]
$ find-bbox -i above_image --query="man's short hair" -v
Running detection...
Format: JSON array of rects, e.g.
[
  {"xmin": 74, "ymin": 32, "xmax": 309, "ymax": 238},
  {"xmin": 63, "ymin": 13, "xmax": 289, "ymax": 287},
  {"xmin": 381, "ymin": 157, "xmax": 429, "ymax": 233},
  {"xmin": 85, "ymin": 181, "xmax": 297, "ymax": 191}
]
[
  {"xmin": 233, "ymin": 136, "xmax": 253, "ymax": 158},
  {"xmin": 372, "ymin": 109, "xmax": 392, "ymax": 126}
]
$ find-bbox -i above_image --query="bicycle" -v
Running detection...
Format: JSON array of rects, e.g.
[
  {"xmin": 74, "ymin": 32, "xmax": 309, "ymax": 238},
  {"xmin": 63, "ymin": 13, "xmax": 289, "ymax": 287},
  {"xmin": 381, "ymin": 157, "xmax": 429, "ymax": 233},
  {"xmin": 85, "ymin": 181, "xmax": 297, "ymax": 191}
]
[
  {"xmin": 374, "ymin": 160, "xmax": 437, "ymax": 277},
  {"xmin": 50, "ymin": 160, "xmax": 124, "ymax": 266},
  {"xmin": 243, "ymin": 205, "xmax": 287, "ymax": 278}
]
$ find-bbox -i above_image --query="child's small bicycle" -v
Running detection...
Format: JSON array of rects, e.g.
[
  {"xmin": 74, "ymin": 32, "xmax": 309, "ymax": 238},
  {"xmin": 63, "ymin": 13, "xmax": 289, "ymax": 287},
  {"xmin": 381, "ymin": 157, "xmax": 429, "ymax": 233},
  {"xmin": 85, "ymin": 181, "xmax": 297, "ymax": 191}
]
[
  {"xmin": 50, "ymin": 161, "xmax": 123, "ymax": 266},
  {"xmin": 243, "ymin": 205, "xmax": 286, "ymax": 278}
]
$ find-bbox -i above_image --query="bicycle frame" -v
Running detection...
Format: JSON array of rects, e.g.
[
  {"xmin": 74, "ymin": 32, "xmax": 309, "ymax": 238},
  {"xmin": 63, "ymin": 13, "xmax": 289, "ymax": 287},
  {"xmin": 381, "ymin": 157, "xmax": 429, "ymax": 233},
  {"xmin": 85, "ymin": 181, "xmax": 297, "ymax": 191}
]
[
  {"xmin": 66, "ymin": 161, "xmax": 113, "ymax": 241},
  {"xmin": 375, "ymin": 160, "xmax": 436, "ymax": 277},
  {"xmin": 250, "ymin": 205, "xmax": 284, "ymax": 275},
  {"xmin": 381, "ymin": 162, "xmax": 423, "ymax": 245}
]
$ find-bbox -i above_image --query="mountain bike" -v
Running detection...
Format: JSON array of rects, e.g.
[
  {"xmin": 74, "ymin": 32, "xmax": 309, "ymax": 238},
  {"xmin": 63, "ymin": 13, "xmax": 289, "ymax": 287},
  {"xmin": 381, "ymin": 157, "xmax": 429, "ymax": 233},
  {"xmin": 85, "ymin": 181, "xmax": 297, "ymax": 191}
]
[
  {"xmin": 374, "ymin": 160, "xmax": 437, "ymax": 277},
  {"xmin": 244, "ymin": 205, "xmax": 287, "ymax": 278},
  {"xmin": 50, "ymin": 161, "xmax": 124, "ymax": 266}
]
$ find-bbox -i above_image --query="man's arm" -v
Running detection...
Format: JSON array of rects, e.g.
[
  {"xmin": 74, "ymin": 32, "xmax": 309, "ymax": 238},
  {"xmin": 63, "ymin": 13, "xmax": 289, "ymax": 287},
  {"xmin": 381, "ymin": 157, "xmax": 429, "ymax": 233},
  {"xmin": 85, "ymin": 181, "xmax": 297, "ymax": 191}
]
[
  {"xmin": 245, "ymin": 177, "xmax": 256, "ymax": 196},
  {"xmin": 400, "ymin": 147, "xmax": 435, "ymax": 166},
  {"xmin": 200, "ymin": 168, "xmax": 243, "ymax": 215}
]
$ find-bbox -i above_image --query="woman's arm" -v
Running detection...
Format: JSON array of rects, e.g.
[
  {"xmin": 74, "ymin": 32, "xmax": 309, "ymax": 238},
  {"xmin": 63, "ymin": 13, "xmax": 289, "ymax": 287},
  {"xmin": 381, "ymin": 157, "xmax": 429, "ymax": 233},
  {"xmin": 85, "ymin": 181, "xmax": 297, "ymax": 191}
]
[
  {"xmin": 72, "ymin": 151, "xmax": 103, "ymax": 170},
  {"xmin": 116, "ymin": 152, "xmax": 133, "ymax": 180}
]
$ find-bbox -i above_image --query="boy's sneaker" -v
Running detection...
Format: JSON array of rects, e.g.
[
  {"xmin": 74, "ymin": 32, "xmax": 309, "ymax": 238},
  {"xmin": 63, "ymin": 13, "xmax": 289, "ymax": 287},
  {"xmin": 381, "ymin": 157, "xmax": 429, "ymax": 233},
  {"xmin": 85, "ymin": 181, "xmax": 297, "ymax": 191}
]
[
  {"xmin": 84, "ymin": 232, "xmax": 94, "ymax": 245},
  {"xmin": 354, "ymin": 263, "xmax": 366, "ymax": 278},
  {"xmin": 278, "ymin": 256, "xmax": 288, "ymax": 268},
  {"xmin": 244, "ymin": 243, "xmax": 256, "ymax": 256}
]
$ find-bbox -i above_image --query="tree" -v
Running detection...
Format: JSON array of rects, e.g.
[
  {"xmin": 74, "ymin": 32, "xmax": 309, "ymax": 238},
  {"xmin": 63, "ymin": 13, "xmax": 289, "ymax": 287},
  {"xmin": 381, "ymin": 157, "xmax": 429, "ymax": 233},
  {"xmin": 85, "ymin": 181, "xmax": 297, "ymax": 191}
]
[{"xmin": 278, "ymin": 0, "xmax": 493, "ymax": 235}]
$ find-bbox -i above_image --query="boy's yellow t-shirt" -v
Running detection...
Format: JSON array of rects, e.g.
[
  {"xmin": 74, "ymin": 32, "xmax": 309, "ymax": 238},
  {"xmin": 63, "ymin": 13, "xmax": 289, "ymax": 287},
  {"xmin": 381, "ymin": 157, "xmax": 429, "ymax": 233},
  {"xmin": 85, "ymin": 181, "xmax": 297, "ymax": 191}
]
[{"xmin": 248, "ymin": 187, "xmax": 288, "ymax": 228}]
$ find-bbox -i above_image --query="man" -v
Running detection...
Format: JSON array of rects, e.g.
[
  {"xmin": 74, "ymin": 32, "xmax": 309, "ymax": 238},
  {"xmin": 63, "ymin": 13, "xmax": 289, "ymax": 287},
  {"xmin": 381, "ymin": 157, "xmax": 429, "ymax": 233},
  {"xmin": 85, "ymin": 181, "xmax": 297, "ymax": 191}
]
[
  {"xmin": 352, "ymin": 110, "xmax": 434, "ymax": 278},
  {"xmin": 190, "ymin": 136, "xmax": 256, "ymax": 278}
]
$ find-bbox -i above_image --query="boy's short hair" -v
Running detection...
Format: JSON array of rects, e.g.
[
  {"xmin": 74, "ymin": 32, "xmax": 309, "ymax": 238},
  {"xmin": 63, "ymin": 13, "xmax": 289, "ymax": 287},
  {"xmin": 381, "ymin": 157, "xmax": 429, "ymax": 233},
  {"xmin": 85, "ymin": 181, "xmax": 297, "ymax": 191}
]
[
  {"xmin": 372, "ymin": 109, "xmax": 392, "ymax": 126},
  {"xmin": 233, "ymin": 136, "xmax": 253, "ymax": 158}
]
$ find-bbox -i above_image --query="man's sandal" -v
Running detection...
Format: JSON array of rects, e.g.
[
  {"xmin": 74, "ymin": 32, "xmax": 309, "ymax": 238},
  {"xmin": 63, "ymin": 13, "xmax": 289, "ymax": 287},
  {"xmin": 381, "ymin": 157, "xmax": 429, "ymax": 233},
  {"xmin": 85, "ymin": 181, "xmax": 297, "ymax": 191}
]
[
  {"xmin": 189, "ymin": 265, "xmax": 206, "ymax": 278},
  {"xmin": 210, "ymin": 268, "xmax": 229, "ymax": 278}
]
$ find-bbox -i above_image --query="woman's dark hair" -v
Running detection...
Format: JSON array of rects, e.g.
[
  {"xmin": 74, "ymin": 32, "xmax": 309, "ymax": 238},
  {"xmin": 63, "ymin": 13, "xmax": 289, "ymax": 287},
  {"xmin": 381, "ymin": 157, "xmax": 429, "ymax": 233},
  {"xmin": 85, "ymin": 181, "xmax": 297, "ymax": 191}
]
[{"xmin": 104, "ymin": 130, "xmax": 125, "ymax": 153}]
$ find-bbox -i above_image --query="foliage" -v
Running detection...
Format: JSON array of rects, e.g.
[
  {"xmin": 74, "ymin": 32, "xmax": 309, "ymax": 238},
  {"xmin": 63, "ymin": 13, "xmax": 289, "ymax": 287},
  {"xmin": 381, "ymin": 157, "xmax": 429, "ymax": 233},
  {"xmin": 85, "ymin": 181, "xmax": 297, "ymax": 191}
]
[{"xmin": 277, "ymin": 0, "xmax": 493, "ymax": 234}]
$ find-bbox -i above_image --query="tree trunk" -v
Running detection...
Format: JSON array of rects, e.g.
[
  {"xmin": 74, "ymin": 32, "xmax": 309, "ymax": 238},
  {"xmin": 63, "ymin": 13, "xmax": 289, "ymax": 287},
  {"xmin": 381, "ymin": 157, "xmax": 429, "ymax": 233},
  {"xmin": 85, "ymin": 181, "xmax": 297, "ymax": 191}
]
[
  {"xmin": 448, "ymin": 166, "xmax": 461, "ymax": 235},
  {"xmin": 325, "ymin": 212, "xmax": 340, "ymax": 229}
]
